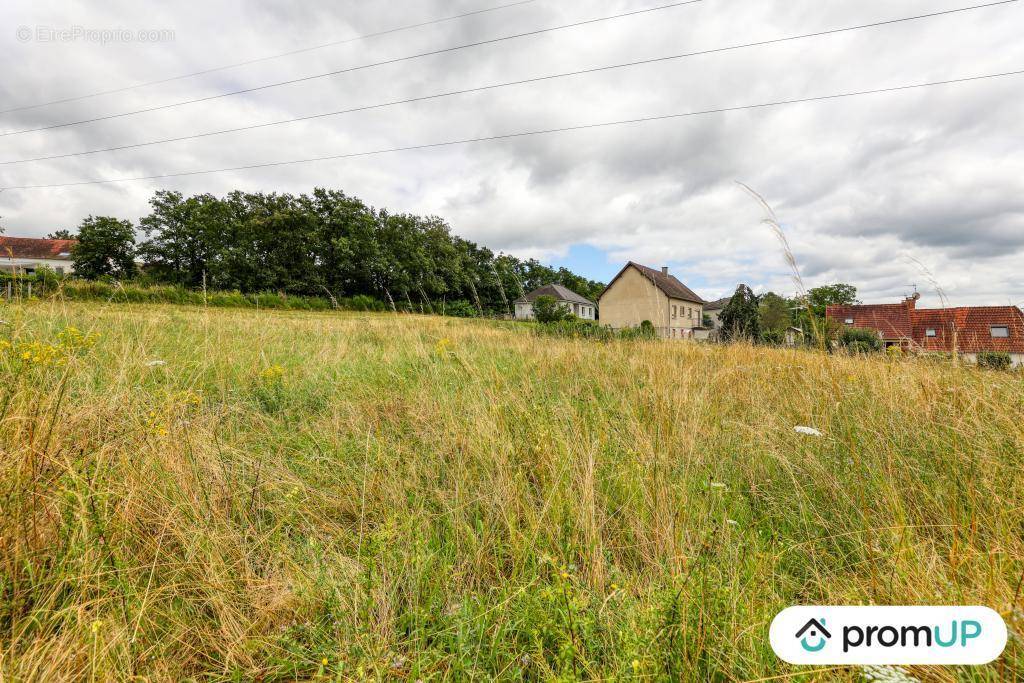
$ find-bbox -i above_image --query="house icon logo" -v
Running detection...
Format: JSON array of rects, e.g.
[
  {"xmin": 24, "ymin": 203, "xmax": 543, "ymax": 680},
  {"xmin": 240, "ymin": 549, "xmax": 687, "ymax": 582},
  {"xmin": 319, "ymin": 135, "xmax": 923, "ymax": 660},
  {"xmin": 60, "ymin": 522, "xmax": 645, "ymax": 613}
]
[{"xmin": 795, "ymin": 618, "xmax": 831, "ymax": 652}]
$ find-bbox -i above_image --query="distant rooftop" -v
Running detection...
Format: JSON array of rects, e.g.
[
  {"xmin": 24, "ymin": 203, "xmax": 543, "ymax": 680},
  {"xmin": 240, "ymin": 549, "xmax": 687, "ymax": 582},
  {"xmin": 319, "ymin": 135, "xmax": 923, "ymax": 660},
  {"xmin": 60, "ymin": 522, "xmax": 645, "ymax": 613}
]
[{"xmin": 0, "ymin": 236, "xmax": 77, "ymax": 260}]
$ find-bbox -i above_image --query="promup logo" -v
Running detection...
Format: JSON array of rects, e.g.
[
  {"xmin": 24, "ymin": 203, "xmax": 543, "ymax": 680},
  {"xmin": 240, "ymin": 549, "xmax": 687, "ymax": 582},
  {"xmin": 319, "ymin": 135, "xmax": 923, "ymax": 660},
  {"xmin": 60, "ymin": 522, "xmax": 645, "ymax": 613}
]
[
  {"xmin": 770, "ymin": 606, "xmax": 1007, "ymax": 665},
  {"xmin": 795, "ymin": 618, "xmax": 831, "ymax": 652}
]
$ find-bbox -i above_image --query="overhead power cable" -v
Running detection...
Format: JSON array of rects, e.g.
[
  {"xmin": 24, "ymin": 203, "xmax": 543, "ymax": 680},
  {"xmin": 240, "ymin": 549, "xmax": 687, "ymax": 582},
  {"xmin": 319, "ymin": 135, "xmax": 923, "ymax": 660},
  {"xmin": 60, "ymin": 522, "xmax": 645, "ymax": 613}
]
[
  {"xmin": 0, "ymin": 0, "xmax": 704, "ymax": 137},
  {"xmin": 0, "ymin": 0, "xmax": 1013, "ymax": 166},
  {"xmin": 3, "ymin": 69, "xmax": 1021, "ymax": 191},
  {"xmin": 0, "ymin": 0, "xmax": 537, "ymax": 115}
]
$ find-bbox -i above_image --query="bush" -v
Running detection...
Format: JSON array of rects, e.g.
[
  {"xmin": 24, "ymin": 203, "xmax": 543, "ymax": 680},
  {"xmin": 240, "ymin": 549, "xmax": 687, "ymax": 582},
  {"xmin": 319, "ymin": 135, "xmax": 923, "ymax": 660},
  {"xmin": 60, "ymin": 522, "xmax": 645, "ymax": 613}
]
[
  {"xmin": 444, "ymin": 299, "xmax": 479, "ymax": 318},
  {"xmin": 760, "ymin": 329, "xmax": 784, "ymax": 346},
  {"xmin": 532, "ymin": 295, "xmax": 573, "ymax": 324},
  {"xmin": 838, "ymin": 327, "xmax": 882, "ymax": 353},
  {"xmin": 977, "ymin": 351, "xmax": 1012, "ymax": 370}
]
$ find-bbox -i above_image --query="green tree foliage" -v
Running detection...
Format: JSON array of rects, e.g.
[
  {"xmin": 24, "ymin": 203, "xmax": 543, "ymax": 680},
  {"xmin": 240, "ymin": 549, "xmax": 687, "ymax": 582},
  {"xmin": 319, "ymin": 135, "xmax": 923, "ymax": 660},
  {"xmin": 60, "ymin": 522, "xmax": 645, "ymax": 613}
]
[
  {"xmin": 133, "ymin": 188, "xmax": 603, "ymax": 315},
  {"xmin": 807, "ymin": 283, "xmax": 859, "ymax": 318},
  {"xmin": 719, "ymin": 285, "xmax": 761, "ymax": 341},
  {"xmin": 532, "ymin": 295, "xmax": 572, "ymax": 323},
  {"xmin": 838, "ymin": 327, "xmax": 882, "ymax": 354},
  {"xmin": 758, "ymin": 291, "xmax": 792, "ymax": 334},
  {"xmin": 72, "ymin": 216, "xmax": 137, "ymax": 279},
  {"xmin": 47, "ymin": 229, "xmax": 76, "ymax": 240}
]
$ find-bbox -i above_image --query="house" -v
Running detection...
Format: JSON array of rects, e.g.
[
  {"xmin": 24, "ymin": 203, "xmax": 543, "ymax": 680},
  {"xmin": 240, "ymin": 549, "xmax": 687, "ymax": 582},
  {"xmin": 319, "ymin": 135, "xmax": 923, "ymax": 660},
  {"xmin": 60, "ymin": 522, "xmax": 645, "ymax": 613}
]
[
  {"xmin": 702, "ymin": 296, "xmax": 731, "ymax": 331},
  {"xmin": 0, "ymin": 236, "xmax": 76, "ymax": 275},
  {"xmin": 598, "ymin": 262, "xmax": 705, "ymax": 339},
  {"xmin": 513, "ymin": 284, "xmax": 596, "ymax": 320},
  {"xmin": 827, "ymin": 294, "xmax": 1024, "ymax": 367}
]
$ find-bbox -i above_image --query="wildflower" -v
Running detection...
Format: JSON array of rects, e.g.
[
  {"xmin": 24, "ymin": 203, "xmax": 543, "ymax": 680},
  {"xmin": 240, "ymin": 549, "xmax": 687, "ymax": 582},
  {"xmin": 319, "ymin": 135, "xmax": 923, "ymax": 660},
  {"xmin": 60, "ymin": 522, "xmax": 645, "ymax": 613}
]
[
  {"xmin": 727, "ymin": 519, "xmax": 738, "ymax": 526},
  {"xmin": 145, "ymin": 359, "xmax": 167, "ymax": 367},
  {"xmin": 321, "ymin": 658, "xmax": 328, "ymax": 666},
  {"xmin": 90, "ymin": 619, "xmax": 103, "ymax": 634},
  {"xmin": 260, "ymin": 365, "xmax": 285, "ymax": 381},
  {"xmin": 434, "ymin": 338, "xmax": 451, "ymax": 355},
  {"xmin": 632, "ymin": 659, "xmax": 641, "ymax": 672},
  {"xmin": 794, "ymin": 425, "xmax": 824, "ymax": 437},
  {"xmin": 610, "ymin": 582, "xmax": 619, "ymax": 591},
  {"xmin": 561, "ymin": 571, "xmax": 570, "ymax": 580},
  {"xmin": 709, "ymin": 481, "xmax": 727, "ymax": 489}
]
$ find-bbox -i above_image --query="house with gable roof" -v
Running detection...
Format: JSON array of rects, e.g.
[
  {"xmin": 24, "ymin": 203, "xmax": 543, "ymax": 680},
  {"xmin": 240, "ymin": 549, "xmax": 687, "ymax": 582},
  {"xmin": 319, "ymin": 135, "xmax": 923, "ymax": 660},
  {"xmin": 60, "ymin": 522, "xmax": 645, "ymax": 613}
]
[{"xmin": 598, "ymin": 262, "xmax": 706, "ymax": 339}]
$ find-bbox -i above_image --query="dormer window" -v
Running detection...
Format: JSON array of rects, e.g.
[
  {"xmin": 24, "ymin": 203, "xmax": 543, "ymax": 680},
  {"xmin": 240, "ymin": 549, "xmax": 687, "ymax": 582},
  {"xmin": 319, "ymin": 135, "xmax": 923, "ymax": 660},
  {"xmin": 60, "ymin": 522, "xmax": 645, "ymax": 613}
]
[
  {"xmin": 58, "ymin": 252, "xmax": 71, "ymax": 257},
  {"xmin": 926, "ymin": 328, "xmax": 936, "ymax": 337},
  {"xmin": 991, "ymin": 326, "xmax": 1009, "ymax": 338},
  {"xmin": 844, "ymin": 318, "xmax": 854, "ymax": 325}
]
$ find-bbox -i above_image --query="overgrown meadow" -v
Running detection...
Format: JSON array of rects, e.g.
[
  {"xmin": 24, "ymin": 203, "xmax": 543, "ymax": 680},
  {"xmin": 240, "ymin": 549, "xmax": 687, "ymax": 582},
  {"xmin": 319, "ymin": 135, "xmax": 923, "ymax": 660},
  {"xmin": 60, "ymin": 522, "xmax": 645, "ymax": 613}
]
[{"xmin": 1, "ymin": 300, "xmax": 1022, "ymax": 681}]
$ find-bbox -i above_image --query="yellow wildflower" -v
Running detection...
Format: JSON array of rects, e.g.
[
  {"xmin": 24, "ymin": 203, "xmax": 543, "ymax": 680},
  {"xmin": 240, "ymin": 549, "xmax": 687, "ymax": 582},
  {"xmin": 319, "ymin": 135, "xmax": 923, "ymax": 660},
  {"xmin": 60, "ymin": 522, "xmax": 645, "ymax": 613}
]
[
  {"xmin": 260, "ymin": 365, "xmax": 285, "ymax": 381},
  {"xmin": 91, "ymin": 619, "xmax": 103, "ymax": 634}
]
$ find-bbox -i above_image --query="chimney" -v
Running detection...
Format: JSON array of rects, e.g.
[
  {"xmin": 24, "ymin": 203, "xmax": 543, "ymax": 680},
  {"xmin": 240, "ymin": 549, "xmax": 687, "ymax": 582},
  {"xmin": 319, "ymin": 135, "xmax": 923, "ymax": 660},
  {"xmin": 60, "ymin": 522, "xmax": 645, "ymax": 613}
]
[
  {"xmin": 661, "ymin": 266, "xmax": 669, "ymax": 276},
  {"xmin": 904, "ymin": 292, "xmax": 920, "ymax": 310}
]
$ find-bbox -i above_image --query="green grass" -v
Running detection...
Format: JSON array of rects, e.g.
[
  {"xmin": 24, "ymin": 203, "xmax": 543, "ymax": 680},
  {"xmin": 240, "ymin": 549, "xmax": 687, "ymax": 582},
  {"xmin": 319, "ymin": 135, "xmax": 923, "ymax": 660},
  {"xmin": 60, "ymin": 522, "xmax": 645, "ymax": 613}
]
[{"xmin": 0, "ymin": 300, "xmax": 1021, "ymax": 680}]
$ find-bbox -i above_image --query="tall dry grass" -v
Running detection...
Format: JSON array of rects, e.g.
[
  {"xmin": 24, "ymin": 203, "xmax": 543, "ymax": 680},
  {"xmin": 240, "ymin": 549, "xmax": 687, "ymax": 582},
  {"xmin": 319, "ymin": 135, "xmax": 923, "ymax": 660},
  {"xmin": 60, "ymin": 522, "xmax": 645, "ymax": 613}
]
[{"xmin": 0, "ymin": 299, "xmax": 1021, "ymax": 680}]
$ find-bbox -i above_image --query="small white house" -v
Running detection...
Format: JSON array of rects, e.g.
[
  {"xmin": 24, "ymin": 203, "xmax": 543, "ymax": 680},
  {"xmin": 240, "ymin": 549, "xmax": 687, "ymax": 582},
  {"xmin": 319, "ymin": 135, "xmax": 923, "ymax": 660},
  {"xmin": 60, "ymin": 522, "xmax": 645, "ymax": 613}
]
[
  {"xmin": 0, "ymin": 237, "xmax": 76, "ymax": 275},
  {"xmin": 514, "ymin": 284, "xmax": 596, "ymax": 320}
]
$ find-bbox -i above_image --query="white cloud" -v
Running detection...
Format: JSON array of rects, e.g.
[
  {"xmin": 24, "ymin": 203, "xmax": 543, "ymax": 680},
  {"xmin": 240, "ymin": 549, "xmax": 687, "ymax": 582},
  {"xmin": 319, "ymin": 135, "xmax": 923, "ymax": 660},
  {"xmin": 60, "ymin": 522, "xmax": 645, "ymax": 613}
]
[{"xmin": 1, "ymin": 0, "xmax": 1021, "ymax": 306}]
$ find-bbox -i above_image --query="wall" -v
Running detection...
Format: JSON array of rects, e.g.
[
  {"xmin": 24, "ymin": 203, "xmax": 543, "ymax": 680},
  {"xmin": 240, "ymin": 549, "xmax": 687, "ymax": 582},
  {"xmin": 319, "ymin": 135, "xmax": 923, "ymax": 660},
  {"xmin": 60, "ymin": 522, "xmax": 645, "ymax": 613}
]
[
  {"xmin": 0, "ymin": 258, "xmax": 74, "ymax": 275},
  {"xmin": 598, "ymin": 266, "xmax": 667, "ymax": 332}
]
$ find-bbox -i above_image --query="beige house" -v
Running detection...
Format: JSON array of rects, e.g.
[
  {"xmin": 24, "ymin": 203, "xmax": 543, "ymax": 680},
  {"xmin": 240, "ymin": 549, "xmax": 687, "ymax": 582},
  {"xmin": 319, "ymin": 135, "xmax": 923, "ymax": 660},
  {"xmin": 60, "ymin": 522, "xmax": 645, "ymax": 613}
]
[{"xmin": 598, "ymin": 262, "xmax": 705, "ymax": 339}]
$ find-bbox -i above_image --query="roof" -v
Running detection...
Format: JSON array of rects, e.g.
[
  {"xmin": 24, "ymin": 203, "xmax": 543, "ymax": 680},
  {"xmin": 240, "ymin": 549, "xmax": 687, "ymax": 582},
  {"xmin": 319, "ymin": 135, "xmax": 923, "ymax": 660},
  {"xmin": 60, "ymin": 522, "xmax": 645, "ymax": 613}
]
[
  {"xmin": 911, "ymin": 306, "xmax": 1024, "ymax": 354},
  {"xmin": 827, "ymin": 301, "xmax": 1024, "ymax": 354},
  {"xmin": 0, "ymin": 236, "xmax": 77, "ymax": 260},
  {"xmin": 703, "ymin": 296, "xmax": 732, "ymax": 312},
  {"xmin": 514, "ymin": 283, "xmax": 595, "ymax": 306},
  {"xmin": 600, "ymin": 262, "xmax": 705, "ymax": 304},
  {"xmin": 827, "ymin": 303, "xmax": 913, "ymax": 340}
]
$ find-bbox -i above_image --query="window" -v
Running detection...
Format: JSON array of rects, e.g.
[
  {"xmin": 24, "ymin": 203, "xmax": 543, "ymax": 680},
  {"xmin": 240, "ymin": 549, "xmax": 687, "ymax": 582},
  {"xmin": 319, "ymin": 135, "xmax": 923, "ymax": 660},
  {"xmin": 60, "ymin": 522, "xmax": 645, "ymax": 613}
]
[
  {"xmin": 672, "ymin": 305, "xmax": 677, "ymax": 319},
  {"xmin": 926, "ymin": 328, "xmax": 936, "ymax": 337},
  {"xmin": 845, "ymin": 318, "xmax": 854, "ymax": 325},
  {"xmin": 991, "ymin": 326, "xmax": 1010, "ymax": 338}
]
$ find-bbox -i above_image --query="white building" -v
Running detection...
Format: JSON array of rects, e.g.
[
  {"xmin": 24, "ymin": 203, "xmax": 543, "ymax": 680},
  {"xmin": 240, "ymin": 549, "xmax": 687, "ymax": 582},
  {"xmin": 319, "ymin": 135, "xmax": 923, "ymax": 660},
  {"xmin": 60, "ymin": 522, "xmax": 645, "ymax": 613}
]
[
  {"xmin": 0, "ymin": 237, "xmax": 76, "ymax": 275},
  {"xmin": 514, "ymin": 284, "xmax": 596, "ymax": 320}
]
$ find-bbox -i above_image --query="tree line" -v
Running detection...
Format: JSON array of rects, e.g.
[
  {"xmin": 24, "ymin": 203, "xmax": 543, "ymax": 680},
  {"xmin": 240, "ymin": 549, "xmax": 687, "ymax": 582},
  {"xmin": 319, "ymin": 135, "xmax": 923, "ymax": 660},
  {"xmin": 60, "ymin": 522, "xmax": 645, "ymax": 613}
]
[{"xmin": 51, "ymin": 188, "xmax": 606, "ymax": 316}]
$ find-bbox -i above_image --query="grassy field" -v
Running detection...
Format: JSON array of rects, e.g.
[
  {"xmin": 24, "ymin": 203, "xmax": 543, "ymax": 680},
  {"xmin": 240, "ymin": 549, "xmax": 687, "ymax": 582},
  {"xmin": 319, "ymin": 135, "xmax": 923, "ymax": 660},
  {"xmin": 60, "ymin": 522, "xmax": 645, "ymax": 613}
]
[{"xmin": 1, "ymin": 300, "xmax": 1021, "ymax": 681}]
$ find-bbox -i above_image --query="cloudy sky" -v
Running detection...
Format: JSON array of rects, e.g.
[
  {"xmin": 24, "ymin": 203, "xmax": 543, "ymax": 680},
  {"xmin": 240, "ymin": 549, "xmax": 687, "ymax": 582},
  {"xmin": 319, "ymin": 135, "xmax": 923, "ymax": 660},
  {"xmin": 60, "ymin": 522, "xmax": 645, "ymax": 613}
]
[{"xmin": 2, "ymin": 0, "xmax": 1022, "ymax": 305}]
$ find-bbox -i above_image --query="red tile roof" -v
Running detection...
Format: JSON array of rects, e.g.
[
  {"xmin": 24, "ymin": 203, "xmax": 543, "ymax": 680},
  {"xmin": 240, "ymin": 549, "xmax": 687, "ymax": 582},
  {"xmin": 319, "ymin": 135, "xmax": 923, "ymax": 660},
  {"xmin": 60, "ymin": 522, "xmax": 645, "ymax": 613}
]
[
  {"xmin": 0, "ymin": 236, "xmax": 77, "ymax": 260},
  {"xmin": 827, "ymin": 303, "xmax": 913, "ymax": 340},
  {"xmin": 827, "ymin": 300, "xmax": 1024, "ymax": 354}
]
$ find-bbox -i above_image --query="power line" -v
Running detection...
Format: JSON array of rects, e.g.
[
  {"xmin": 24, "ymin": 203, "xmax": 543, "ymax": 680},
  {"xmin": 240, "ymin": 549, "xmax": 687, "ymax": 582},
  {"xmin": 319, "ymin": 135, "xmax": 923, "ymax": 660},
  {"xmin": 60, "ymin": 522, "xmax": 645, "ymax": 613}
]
[
  {"xmin": 3, "ymin": 69, "xmax": 1020, "ymax": 191},
  {"xmin": 0, "ymin": 1, "xmax": 1013, "ymax": 166},
  {"xmin": 0, "ymin": 0, "xmax": 538, "ymax": 116},
  {"xmin": 0, "ymin": 0, "xmax": 704, "ymax": 138}
]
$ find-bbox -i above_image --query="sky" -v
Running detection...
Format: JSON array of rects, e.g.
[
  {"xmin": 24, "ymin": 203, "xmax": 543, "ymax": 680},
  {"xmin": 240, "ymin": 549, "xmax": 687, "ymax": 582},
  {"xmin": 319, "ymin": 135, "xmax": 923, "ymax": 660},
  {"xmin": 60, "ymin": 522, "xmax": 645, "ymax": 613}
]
[{"xmin": 2, "ymin": 0, "xmax": 1022, "ymax": 306}]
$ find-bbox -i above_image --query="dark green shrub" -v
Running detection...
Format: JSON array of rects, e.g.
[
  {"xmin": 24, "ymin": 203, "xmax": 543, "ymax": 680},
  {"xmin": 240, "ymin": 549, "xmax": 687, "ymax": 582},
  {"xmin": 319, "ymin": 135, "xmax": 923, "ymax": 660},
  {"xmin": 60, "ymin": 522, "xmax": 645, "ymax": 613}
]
[
  {"xmin": 838, "ymin": 327, "xmax": 882, "ymax": 353},
  {"xmin": 533, "ymin": 295, "xmax": 573, "ymax": 324},
  {"xmin": 760, "ymin": 329, "xmax": 785, "ymax": 346},
  {"xmin": 444, "ymin": 300, "xmax": 478, "ymax": 318},
  {"xmin": 977, "ymin": 351, "xmax": 1012, "ymax": 370}
]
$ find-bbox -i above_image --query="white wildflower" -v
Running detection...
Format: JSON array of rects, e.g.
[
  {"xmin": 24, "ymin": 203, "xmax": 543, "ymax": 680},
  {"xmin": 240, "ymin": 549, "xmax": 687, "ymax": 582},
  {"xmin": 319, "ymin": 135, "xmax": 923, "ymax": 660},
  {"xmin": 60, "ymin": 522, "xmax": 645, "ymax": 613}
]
[
  {"xmin": 709, "ymin": 482, "xmax": 728, "ymax": 489},
  {"xmin": 727, "ymin": 519, "xmax": 738, "ymax": 526},
  {"xmin": 860, "ymin": 665, "xmax": 919, "ymax": 682},
  {"xmin": 794, "ymin": 425, "xmax": 823, "ymax": 437},
  {"xmin": 145, "ymin": 359, "xmax": 167, "ymax": 367}
]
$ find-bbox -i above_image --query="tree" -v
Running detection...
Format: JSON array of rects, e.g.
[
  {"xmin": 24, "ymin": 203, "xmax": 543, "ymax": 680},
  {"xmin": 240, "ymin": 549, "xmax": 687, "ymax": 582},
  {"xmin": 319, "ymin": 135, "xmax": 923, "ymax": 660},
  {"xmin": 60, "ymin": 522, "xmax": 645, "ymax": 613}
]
[
  {"xmin": 72, "ymin": 216, "xmax": 137, "ymax": 279},
  {"xmin": 532, "ymin": 295, "xmax": 572, "ymax": 323},
  {"xmin": 48, "ymin": 229, "xmax": 76, "ymax": 240},
  {"xmin": 758, "ymin": 291, "xmax": 791, "ymax": 334},
  {"xmin": 719, "ymin": 284, "xmax": 760, "ymax": 341},
  {"xmin": 807, "ymin": 283, "xmax": 858, "ymax": 318}
]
